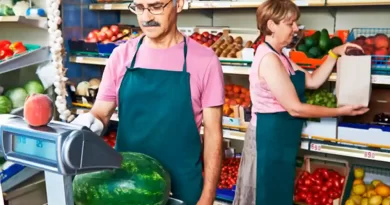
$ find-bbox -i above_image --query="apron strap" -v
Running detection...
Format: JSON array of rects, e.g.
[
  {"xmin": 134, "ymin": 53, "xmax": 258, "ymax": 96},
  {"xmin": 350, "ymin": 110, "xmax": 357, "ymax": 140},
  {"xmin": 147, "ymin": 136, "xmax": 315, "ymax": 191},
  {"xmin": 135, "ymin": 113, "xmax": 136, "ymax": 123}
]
[
  {"xmin": 127, "ymin": 35, "xmax": 145, "ymax": 70},
  {"xmin": 264, "ymin": 42, "xmax": 294, "ymax": 75},
  {"xmin": 182, "ymin": 37, "xmax": 188, "ymax": 73}
]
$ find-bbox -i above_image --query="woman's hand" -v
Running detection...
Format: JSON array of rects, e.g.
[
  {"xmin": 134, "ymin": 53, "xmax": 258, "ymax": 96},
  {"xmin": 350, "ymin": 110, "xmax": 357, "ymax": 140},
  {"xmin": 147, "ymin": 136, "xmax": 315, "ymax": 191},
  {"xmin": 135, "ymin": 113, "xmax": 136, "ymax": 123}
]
[
  {"xmin": 332, "ymin": 42, "xmax": 363, "ymax": 56},
  {"xmin": 337, "ymin": 105, "xmax": 369, "ymax": 116}
]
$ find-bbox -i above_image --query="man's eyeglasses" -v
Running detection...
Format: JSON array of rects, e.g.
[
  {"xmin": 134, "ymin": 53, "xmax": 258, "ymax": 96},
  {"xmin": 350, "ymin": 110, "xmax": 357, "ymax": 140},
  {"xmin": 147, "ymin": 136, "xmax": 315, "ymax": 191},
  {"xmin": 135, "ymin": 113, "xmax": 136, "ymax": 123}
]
[{"xmin": 128, "ymin": 0, "xmax": 173, "ymax": 15}]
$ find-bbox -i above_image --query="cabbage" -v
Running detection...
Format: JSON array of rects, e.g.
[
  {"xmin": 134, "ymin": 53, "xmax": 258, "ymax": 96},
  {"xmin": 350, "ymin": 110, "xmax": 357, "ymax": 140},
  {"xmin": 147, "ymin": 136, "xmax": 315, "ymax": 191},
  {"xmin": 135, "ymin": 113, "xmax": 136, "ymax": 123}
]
[
  {"xmin": 0, "ymin": 96, "xmax": 12, "ymax": 114},
  {"xmin": 5, "ymin": 88, "xmax": 28, "ymax": 108},
  {"xmin": 24, "ymin": 80, "xmax": 44, "ymax": 95}
]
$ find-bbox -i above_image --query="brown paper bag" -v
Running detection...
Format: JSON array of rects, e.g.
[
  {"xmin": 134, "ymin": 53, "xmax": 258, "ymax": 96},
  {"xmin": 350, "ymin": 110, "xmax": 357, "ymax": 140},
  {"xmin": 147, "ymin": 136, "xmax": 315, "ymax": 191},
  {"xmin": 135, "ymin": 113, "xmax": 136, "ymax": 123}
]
[{"xmin": 336, "ymin": 55, "xmax": 372, "ymax": 107}]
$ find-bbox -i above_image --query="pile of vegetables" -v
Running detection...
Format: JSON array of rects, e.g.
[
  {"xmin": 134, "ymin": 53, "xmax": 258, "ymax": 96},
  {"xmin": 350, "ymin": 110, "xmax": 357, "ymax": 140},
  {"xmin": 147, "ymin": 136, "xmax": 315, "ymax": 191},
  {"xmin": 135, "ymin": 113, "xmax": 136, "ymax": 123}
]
[
  {"xmin": 0, "ymin": 80, "xmax": 44, "ymax": 114},
  {"xmin": 305, "ymin": 89, "xmax": 337, "ymax": 108}
]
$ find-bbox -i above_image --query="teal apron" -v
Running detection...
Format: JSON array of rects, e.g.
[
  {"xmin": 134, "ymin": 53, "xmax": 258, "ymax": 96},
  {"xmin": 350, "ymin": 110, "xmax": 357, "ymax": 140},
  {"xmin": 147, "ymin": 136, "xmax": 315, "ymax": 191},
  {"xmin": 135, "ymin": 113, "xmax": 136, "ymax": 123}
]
[
  {"xmin": 116, "ymin": 36, "xmax": 203, "ymax": 205},
  {"xmin": 255, "ymin": 42, "xmax": 306, "ymax": 204}
]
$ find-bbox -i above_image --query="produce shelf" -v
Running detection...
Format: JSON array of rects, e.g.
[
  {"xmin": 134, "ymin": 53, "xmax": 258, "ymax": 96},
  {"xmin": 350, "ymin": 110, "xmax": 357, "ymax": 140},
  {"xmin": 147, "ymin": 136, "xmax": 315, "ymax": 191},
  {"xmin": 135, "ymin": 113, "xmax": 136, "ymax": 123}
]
[
  {"xmin": 89, "ymin": 0, "xmax": 324, "ymax": 10},
  {"xmin": 69, "ymin": 56, "xmax": 107, "ymax": 65},
  {"xmin": 0, "ymin": 46, "xmax": 49, "ymax": 75},
  {"xmin": 0, "ymin": 16, "xmax": 47, "ymax": 29},
  {"xmin": 213, "ymin": 127, "xmax": 390, "ymax": 163},
  {"xmin": 326, "ymin": 0, "xmax": 390, "ymax": 6}
]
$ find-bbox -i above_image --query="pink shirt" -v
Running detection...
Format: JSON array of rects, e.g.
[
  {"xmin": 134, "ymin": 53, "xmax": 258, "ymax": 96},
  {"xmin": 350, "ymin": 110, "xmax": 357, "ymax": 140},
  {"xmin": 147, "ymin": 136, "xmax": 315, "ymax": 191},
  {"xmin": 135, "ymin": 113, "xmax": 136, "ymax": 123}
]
[
  {"xmin": 249, "ymin": 44, "xmax": 295, "ymax": 126},
  {"xmin": 96, "ymin": 35, "xmax": 225, "ymax": 130}
]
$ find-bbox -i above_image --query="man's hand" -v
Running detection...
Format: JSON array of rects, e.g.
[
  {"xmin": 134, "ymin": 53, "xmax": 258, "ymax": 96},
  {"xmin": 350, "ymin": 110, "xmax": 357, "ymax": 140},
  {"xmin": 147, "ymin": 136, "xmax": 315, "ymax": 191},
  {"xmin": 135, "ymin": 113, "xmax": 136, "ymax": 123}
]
[{"xmin": 199, "ymin": 106, "xmax": 223, "ymax": 205}]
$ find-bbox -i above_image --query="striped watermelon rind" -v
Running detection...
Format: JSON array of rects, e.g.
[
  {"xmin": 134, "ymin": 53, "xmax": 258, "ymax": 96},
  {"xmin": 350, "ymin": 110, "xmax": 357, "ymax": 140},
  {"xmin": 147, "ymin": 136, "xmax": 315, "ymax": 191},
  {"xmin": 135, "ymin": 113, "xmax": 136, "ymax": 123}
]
[{"xmin": 73, "ymin": 152, "xmax": 171, "ymax": 205}]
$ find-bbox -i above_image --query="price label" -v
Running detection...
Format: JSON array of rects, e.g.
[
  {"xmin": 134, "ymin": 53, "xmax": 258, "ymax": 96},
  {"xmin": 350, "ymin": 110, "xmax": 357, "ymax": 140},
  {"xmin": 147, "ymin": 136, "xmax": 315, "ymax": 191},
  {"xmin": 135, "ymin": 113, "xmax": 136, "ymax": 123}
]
[
  {"xmin": 310, "ymin": 143, "xmax": 322, "ymax": 151},
  {"xmin": 104, "ymin": 4, "xmax": 112, "ymax": 10},
  {"xmin": 223, "ymin": 130, "xmax": 231, "ymax": 138},
  {"xmin": 364, "ymin": 151, "xmax": 376, "ymax": 159},
  {"xmin": 294, "ymin": 0, "xmax": 309, "ymax": 6},
  {"xmin": 75, "ymin": 57, "xmax": 83, "ymax": 62}
]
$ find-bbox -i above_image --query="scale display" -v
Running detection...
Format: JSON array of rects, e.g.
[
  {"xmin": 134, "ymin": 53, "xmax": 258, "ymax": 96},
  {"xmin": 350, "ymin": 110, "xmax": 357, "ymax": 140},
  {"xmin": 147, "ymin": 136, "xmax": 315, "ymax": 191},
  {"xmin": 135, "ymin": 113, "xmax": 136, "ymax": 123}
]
[{"xmin": 12, "ymin": 134, "xmax": 57, "ymax": 162}]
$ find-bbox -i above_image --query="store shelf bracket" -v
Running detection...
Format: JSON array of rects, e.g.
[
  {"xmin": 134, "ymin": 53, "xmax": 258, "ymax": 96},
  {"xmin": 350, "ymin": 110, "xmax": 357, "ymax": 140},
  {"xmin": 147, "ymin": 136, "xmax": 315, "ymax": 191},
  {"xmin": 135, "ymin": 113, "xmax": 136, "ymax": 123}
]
[{"xmin": 0, "ymin": 46, "xmax": 49, "ymax": 75}]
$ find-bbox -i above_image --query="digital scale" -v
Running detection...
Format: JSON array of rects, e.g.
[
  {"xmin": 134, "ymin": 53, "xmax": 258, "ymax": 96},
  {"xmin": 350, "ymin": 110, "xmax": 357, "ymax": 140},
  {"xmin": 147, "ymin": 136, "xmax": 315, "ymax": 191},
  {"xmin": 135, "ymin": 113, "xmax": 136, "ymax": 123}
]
[{"xmin": 0, "ymin": 114, "xmax": 123, "ymax": 205}]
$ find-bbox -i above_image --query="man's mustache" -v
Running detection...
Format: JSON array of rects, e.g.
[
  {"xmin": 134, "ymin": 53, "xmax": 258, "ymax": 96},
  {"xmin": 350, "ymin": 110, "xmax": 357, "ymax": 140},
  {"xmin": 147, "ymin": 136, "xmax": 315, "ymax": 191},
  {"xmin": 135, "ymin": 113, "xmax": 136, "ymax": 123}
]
[{"xmin": 142, "ymin": 21, "xmax": 160, "ymax": 27}]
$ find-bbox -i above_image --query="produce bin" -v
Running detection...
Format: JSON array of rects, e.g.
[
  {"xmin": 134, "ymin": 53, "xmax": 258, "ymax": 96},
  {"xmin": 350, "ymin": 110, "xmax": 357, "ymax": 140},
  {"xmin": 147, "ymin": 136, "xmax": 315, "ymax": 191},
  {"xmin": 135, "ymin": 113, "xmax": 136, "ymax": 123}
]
[
  {"xmin": 290, "ymin": 29, "xmax": 349, "ymax": 69},
  {"xmin": 338, "ymin": 122, "xmax": 390, "ymax": 147},
  {"xmin": 68, "ymin": 24, "xmax": 141, "ymax": 57},
  {"xmin": 346, "ymin": 28, "xmax": 390, "ymax": 75},
  {"xmin": 341, "ymin": 164, "xmax": 390, "ymax": 204},
  {"xmin": 294, "ymin": 155, "xmax": 350, "ymax": 205}
]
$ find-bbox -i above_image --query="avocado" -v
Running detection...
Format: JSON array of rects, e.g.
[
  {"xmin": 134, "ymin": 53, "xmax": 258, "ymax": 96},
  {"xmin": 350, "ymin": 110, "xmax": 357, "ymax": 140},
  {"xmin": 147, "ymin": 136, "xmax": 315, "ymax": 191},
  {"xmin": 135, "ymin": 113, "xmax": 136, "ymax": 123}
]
[
  {"xmin": 304, "ymin": 36, "xmax": 317, "ymax": 48},
  {"xmin": 319, "ymin": 29, "xmax": 331, "ymax": 52},
  {"xmin": 307, "ymin": 47, "xmax": 322, "ymax": 58},
  {"xmin": 297, "ymin": 44, "xmax": 308, "ymax": 53},
  {"xmin": 330, "ymin": 36, "xmax": 343, "ymax": 49},
  {"xmin": 311, "ymin": 31, "xmax": 321, "ymax": 43}
]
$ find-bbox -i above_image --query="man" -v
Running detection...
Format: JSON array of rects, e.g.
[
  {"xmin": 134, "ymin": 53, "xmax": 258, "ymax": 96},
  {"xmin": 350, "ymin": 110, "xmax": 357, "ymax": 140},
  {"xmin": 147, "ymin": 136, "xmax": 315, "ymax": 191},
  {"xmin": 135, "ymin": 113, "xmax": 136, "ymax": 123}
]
[{"xmin": 71, "ymin": 0, "xmax": 225, "ymax": 204}]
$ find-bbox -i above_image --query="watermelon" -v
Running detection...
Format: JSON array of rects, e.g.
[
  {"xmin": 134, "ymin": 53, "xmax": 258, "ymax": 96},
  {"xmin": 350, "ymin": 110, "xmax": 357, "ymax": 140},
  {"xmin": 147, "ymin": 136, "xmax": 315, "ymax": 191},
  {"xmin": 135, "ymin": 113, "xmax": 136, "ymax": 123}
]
[{"xmin": 73, "ymin": 152, "xmax": 171, "ymax": 205}]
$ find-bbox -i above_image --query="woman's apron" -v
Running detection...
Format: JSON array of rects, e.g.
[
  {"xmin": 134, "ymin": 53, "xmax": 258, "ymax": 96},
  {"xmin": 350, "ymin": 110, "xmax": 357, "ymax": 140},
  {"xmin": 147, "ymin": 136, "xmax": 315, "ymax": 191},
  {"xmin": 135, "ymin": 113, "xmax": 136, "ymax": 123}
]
[{"xmin": 233, "ymin": 42, "xmax": 306, "ymax": 205}]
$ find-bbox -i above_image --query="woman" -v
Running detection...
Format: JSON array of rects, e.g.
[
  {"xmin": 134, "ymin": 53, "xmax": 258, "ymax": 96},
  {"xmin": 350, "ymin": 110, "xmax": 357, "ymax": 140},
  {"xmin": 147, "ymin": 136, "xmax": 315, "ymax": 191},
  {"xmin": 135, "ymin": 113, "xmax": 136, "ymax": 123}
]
[{"xmin": 233, "ymin": 0, "xmax": 369, "ymax": 204}]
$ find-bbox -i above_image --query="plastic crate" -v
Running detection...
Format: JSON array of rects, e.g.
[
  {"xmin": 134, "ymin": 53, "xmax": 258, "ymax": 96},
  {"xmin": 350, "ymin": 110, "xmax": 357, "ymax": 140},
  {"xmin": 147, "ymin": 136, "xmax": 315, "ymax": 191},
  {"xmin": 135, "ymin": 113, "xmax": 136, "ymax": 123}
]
[
  {"xmin": 341, "ymin": 164, "xmax": 390, "ymax": 204},
  {"xmin": 346, "ymin": 28, "xmax": 390, "ymax": 74}
]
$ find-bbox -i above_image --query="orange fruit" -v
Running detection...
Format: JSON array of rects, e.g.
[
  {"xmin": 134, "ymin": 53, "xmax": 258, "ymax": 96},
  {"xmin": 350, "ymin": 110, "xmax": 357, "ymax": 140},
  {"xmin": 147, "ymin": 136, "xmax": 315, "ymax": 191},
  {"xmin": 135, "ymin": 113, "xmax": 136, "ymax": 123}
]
[
  {"xmin": 233, "ymin": 86, "xmax": 241, "ymax": 93},
  {"xmin": 375, "ymin": 184, "xmax": 390, "ymax": 197},
  {"xmin": 353, "ymin": 179, "xmax": 364, "ymax": 185},
  {"xmin": 225, "ymin": 85, "xmax": 233, "ymax": 91}
]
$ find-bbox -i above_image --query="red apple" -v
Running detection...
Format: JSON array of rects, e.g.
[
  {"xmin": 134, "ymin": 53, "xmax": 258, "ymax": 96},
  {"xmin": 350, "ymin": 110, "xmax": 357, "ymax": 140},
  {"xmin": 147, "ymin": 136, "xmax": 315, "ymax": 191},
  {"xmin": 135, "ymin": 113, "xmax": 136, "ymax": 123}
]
[
  {"xmin": 92, "ymin": 29, "xmax": 100, "ymax": 35},
  {"xmin": 207, "ymin": 39, "xmax": 213, "ymax": 45},
  {"xmin": 102, "ymin": 40, "xmax": 110, "ymax": 44},
  {"xmin": 196, "ymin": 35, "xmax": 202, "ymax": 40},
  {"xmin": 111, "ymin": 36, "xmax": 117, "ymax": 42},
  {"xmin": 213, "ymin": 36, "xmax": 219, "ymax": 42},
  {"xmin": 201, "ymin": 36, "xmax": 208, "ymax": 43},
  {"xmin": 202, "ymin": 31, "xmax": 209, "ymax": 37},
  {"xmin": 88, "ymin": 38, "xmax": 98, "ymax": 43},
  {"xmin": 117, "ymin": 33, "xmax": 124, "ymax": 39},
  {"xmin": 110, "ymin": 25, "xmax": 119, "ymax": 35},
  {"xmin": 217, "ymin": 32, "xmax": 223, "ymax": 37},
  {"xmin": 98, "ymin": 32, "xmax": 107, "ymax": 41},
  {"xmin": 208, "ymin": 34, "xmax": 213, "ymax": 39},
  {"xmin": 105, "ymin": 30, "xmax": 114, "ymax": 39},
  {"xmin": 100, "ymin": 26, "xmax": 109, "ymax": 33},
  {"xmin": 87, "ymin": 31, "xmax": 98, "ymax": 39}
]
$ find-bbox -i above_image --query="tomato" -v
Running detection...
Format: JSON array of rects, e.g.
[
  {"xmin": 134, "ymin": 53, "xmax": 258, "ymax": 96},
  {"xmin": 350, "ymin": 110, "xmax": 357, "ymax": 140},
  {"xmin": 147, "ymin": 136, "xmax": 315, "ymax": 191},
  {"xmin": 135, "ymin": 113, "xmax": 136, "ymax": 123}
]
[
  {"xmin": 298, "ymin": 185, "xmax": 309, "ymax": 192},
  {"xmin": 339, "ymin": 176, "xmax": 345, "ymax": 185},
  {"xmin": 109, "ymin": 132, "xmax": 117, "ymax": 139},
  {"xmin": 333, "ymin": 180, "xmax": 341, "ymax": 189},
  {"xmin": 311, "ymin": 185, "xmax": 321, "ymax": 192},
  {"xmin": 321, "ymin": 186, "xmax": 328, "ymax": 192},
  {"xmin": 329, "ymin": 191, "xmax": 338, "ymax": 199},
  {"xmin": 298, "ymin": 178, "xmax": 304, "ymax": 185},
  {"xmin": 325, "ymin": 181, "xmax": 333, "ymax": 189},
  {"xmin": 298, "ymin": 192, "xmax": 308, "ymax": 201},
  {"xmin": 304, "ymin": 178, "xmax": 312, "ymax": 186}
]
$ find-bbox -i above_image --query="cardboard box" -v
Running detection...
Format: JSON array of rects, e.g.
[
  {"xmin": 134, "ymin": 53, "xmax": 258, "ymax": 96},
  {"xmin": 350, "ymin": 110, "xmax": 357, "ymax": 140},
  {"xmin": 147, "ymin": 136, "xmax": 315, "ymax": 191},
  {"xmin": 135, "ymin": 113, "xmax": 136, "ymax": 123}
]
[{"xmin": 336, "ymin": 55, "xmax": 372, "ymax": 107}]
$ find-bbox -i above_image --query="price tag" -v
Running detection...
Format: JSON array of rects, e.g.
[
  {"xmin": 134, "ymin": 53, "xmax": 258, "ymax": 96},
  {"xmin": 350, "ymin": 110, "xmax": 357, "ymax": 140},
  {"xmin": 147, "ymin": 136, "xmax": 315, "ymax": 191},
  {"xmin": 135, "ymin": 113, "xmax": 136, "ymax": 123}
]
[
  {"xmin": 223, "ymin": 130, "xmax": 231, "ymax": 138},
  {"xmin": 310, "ymin": 143, "xmax": 322, "ymax": 151},
  {"xmin": 104, "ymin": 4, "xmax": 112, "ymax": 10},
  {"xmin": 294, "ymin": 0, "xmax": 309, "ymax": 6},
  {"xmin": 75, "ymin": 57, "xmax": 83, "ymax": 63},
  {"xmin": 364, "ymin": 151, "xmax": 376, "ymax": 159}
]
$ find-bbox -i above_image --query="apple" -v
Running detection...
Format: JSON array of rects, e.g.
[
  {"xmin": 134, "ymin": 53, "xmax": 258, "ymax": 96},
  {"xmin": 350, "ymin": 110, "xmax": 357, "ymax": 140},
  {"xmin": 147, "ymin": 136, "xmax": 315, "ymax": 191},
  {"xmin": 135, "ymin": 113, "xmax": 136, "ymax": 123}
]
[
  {"xmin": 202, "ymin": 31, "xmax": 209, "ymax": 37},
  {"xmin": 105, "ymin": 30, "xmax": 114, "ymax": 39},
  {"xmin": 208, "ymin": 34, "xmax": 213, "ymax": 39},
  {"xmin": 213, "ymin": 36, "xmax": 219, "ymax": 42},
  {"xmin": 196, "ymin": 35, "xmax": 202, "ymax": 41},
  {"xmin": 100, "ymin": 26, "xmax": 109, "ymax": 33},
  {"xmin": 117, "ymin": 33, "xmax": 124, "ymax": 39},
  {"xmin": 110, "ymin": 36, "xmax": 117, "ymax": 42},
  {"xmin": 207, "ymin": 39, "xmax": 213, "ymax": 45},
  {"xmin": 92, "ymin": 29, "xmax": 100, "ymax": 35},
  {"xmin": 110, "ymin": 25, "xmax": 119, "ymax": 35},
  {"xmin": 217, "ymin": 32, "xmax": 223, "ymax": 37},
  {"xmin": 102, "ymin": 40, "xmax": 110, "ymax": 44},
  {"xmin": 201, "ymin": 36, "xmax": 208, "ymax": 43},
  {"xmin": 87, "ymin": 31, "xmax": 98, "ymax": 40},
  {"xmin": 88, "ymin": 38, "xmax": 98, "ymax": 43},
  {"xmin": 98, "ymin": 32, "xmax": 107, "ymax": 41}
]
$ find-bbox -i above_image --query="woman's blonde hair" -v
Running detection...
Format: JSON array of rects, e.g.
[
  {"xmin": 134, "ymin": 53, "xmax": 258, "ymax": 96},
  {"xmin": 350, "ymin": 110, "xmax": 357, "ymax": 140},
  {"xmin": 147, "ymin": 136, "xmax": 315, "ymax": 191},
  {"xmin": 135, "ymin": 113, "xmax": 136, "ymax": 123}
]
[{"xmin": 256, "ymin": 0, "xmax": 300, "ymax": 35}]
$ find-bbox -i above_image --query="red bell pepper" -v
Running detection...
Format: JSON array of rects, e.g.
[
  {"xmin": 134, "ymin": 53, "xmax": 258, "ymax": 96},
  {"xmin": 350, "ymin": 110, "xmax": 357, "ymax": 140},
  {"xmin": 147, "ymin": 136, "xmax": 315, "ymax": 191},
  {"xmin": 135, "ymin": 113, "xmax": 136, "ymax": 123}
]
[
  {"xmin": 0, "ymin": 40, "xmax": 11, "ymax": 49},
  {"xmin": 9, "ymin": 42, "xmax": 27, "ymax": 54},
  {"xmin": 0, "ymin": 47, "xmax": 14, "ymax": 60}
]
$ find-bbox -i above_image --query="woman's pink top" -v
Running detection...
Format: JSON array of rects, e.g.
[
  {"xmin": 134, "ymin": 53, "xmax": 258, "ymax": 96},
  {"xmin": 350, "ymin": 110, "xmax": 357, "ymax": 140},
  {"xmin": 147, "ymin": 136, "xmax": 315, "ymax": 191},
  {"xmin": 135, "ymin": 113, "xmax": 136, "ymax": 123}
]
[{"xmin": 249, "ymin": 43, "xmax": 296, "ymax": 126}]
